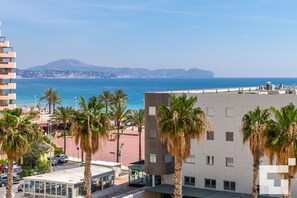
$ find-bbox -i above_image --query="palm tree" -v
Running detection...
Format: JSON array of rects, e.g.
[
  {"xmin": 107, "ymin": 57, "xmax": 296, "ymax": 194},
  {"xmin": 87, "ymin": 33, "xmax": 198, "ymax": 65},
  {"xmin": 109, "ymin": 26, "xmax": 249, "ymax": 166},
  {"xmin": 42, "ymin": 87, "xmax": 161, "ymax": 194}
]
[
  {"xmin": 40, "ymin": 88, "xmax": 61, "ymax": 114},
  {"xmin": 51, "ymin": 106, "xmax": 74, "ymax": 154},
  {"xmin": 99, "ymin": 90, "xmax": 112, "ymax": 113},
  {"xmin": 266, "ymin": 103, "xmax": 297, "ymax": 198},
  {"xmin": 110, "ymin": 102, "xmax": 130, "ymax": 163},
  {"xmin": 242, "ymin": 107, "xmax": 271, "ymax": 198},
  {"xmin": 110, "ymin": 89, "xmax": 128, "ymax": 106},
  {"xmin": 52, "ymin": 91, "xmax": 62, "ymax": 112},
  {"xmin": 128, "ymin": 109, "xmax": 144, "ymax": 161},
  {"xmin": 0, "ymin": 108, "xmax": 39, "ymax": 198},
  {"xmin": 157, "ymin": 94, "xmax": 209, "ymax": 198},
  {"xmin": 70, "ymin": 97, "xmax": 110, "ymax": 198}
]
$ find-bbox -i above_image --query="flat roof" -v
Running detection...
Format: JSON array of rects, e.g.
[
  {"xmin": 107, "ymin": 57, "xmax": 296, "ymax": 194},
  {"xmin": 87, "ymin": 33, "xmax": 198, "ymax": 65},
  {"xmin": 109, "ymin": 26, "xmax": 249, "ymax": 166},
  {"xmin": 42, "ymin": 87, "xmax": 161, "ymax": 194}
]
[
  {"xmin": 146, "ymin": 184, "xmax": 271, "ymax": 198},
  {"xmin": 23, "ymin": 165, "xmax": 114, "ymax": 185},
  {"xmin": 147, "ymin": 84, "xmax": 297, "ymax": 96}
]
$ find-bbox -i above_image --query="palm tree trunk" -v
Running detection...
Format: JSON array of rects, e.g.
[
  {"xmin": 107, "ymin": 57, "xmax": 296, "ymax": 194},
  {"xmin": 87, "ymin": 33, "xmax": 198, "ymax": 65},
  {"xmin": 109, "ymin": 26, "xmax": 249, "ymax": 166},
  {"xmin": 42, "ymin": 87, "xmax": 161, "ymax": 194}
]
[
  {"xmin": 84, "ymin": 151, "xmax": 92, "ymax": 198},
  {"xmin": 174, "ymin": 157, "xmax": 183, "ymax": 198},
  {"xmin": 105, "ymin": 101, "xmax": 108, "ymax": 114},
  {"xmin": 5, "ymin": 159, "xmax": 13, "ymax": 198},
  {"xmin": 64, "ymin": 122, "xmax": 67, "ymax": 154},
  {"xmin": 138, "ymin": 127, "xmax": 141, "ymax": 161},
  {"xmin": 53, "ymin": 103, "xmax": 56, "ymax": 112},
  {"xmin": 116, "ymin": 123, "xmax": 120, "ymax": 163},
  {"xmin": 49, "ymin": 102, "xmax": 52, "ymax": 114},
  {"xmin": 252, "ymin": 158, "xmax": 259, "ymax": 198}
]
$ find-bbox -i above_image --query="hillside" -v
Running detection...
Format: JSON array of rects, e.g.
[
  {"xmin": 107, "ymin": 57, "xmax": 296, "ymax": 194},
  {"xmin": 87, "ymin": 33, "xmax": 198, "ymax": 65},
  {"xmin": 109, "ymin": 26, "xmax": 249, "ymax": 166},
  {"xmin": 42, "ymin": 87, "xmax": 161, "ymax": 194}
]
[{"xmin": 19, "ymin": 59, "xmax": 214, "ymax": 78}]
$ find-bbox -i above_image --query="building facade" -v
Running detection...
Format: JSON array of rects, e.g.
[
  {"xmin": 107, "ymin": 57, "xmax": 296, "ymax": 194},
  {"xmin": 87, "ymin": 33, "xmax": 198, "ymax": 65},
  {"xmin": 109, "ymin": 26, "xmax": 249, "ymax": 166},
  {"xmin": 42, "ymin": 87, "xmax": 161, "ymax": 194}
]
[
  {"xmin": 145, "ymin": 84, "xmax": 297, "ymax": 197},
  {"xmin": 0, "ymin": 34, "xmax": 16, "ymax": 111}
]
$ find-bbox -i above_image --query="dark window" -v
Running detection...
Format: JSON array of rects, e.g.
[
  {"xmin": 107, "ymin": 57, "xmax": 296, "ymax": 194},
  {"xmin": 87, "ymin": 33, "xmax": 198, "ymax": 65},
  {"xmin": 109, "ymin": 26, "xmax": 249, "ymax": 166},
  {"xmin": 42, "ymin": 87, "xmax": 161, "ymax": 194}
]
[
  {"xmin": 205, "ymin": 179, "xmax": 216, "ymax": 189},
  {"xmin": 226, "ymin": 132, "xmax": 234, "ymax": 142},
  {"xmin": 149, "ymin": 130, "xmax": 156, "ymax": 138},
  {"xmin": 224, "ymin": 181, "xmax": 236, "ymax": 191},
  {"xmin": 226, "ymin": 157, "xmax": 234, "ymax": 167},
  {"xmin": 206, "ymin": 156, "xmax": 214, "ymax": 165},
  {"xmin": 207, "ymin": 131, "xmax": 214, "ymax": 140},
  {"xmin": 184, "ymin": 176, "xmax": 195, "ymax": 186}
]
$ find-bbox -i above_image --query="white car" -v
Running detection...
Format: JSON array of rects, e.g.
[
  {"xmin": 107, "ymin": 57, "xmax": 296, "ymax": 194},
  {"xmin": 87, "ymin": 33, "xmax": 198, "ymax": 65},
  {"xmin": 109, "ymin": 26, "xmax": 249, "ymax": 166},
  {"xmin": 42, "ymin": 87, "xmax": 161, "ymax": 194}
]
[{"xmin": 55, "ymin": 154, "xmax": 69, "ymax": 163}]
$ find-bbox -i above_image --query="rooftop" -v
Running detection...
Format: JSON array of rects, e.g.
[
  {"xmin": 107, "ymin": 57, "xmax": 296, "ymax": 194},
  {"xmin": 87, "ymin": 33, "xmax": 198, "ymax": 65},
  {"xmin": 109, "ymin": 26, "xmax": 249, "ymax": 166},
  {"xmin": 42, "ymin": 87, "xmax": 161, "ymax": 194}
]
[
  {"xmin": 146, "ymin": 184, "xmax": 271, "ymax": 198},
  {"xmin": 153, "ymin": 82, "xmax": 297, "ymax": 95},
  {"xmin": 23, "ymin": 165, "xmax": 114, "ymax": 185}
]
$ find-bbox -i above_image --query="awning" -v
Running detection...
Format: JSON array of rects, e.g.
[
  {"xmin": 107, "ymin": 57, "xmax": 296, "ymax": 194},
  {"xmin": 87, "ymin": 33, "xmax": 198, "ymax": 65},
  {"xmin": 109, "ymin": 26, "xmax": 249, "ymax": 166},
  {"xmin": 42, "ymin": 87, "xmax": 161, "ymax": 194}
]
[{"xmin": 146, "ymin": 184, "xmax": 271, "ymax": 198}]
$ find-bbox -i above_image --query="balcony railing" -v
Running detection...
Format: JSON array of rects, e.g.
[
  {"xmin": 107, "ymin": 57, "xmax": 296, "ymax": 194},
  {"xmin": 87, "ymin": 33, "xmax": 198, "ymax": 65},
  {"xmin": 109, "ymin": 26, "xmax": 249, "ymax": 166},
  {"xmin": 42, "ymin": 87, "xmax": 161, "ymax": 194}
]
[
  {"xmin": 0, "ymin": 72, "xmax": 16, "ymax": 79},
  {"xmin": 0, "ymin": 52, "xmax": 16, "ymax": 58},
  {"xmin": 0, "ymin": 93, "xmax": 16, "ymax": 100},
  {"xmin": 0, "ymin": 41, "xmax": 9, "ymax": 48},
  {"xmin": 0, "ymin": 62, "xmax": 16, "ymax": 69},
  {"xmin": 0, "ymin": 83, "xmax": 16, "ymax": 89},
  {"xmin": 0, "ymin": 104, "xmax": 16, "ymax": 110}
]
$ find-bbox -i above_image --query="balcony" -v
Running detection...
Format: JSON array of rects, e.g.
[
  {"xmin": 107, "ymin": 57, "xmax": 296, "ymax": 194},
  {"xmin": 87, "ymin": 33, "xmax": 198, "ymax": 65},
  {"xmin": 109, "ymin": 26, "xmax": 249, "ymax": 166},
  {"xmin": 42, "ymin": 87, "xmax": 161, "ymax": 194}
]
[
  {"xmin": 0, "ymin": 62, "xmax": 16, "ymax": 69},
  {"xmin": 0, "ymin": 41, "xmax": 9, "ymax": 47},
  {"xmin": 0, "ymin": 104, "xmax": 16, "ymax": 111},
  {"xmin": 0, "ymin": 72, "xmax": 16, "ymax": 79},
  {"xmin": 0, "ymin": 83, "xmax": 16, "ymax": 90},
  {"xmin": 0, "ymin": 52, "xmax": 16, "ymax": 58},
  {"xmin": 0, "ymin": 93, "xmax": 16, "ymax": 100}
]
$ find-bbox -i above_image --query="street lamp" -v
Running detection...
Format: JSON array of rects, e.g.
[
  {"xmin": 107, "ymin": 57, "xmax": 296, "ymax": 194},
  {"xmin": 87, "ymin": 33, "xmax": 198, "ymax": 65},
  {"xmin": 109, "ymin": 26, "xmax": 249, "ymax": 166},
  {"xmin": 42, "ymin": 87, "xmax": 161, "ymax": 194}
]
[
  {"xmin": 34, "ymin": 95, "xmax": 37, "ymax": 107},
  {"xmin": 48, "ymin": 122, "xmax": 53, "ymax": 172},
  {"xmin": 120, "ymin": 143, "xmax": 124, "ymax": 165},
  {"xmin": 74, "ymin": 97, "xmax": 78, "ymax": 110},
  {"xmin": 77, "ymin": 147, "xmax": 80, "ymax": 162}
]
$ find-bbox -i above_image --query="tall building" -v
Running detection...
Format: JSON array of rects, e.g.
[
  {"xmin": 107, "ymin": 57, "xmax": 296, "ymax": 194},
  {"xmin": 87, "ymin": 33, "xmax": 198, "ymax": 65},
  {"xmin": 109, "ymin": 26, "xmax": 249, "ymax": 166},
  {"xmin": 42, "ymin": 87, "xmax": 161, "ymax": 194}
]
[
  {"xmin": 145, "ymin": 83, "xmax": 297, "ymax": 197},
  {"xmin": 0, "ymin": 25, "xmax": 16, "ymax": 111}
]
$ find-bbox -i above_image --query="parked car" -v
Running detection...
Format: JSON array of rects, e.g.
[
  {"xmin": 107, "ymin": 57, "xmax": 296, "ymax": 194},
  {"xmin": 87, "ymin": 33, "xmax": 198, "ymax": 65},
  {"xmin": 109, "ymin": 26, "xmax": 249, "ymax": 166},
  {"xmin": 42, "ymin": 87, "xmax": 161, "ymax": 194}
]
[
  {"xmin": 47, "ymin": 157, "xmax": 59, "ymax": 166},
  {"xmin": 17, "ymin": 183, "xmax": 30, "ymax": 192},
  {"xmin": 55, "ymin": 154, "xmax": 69, "ymax": 163},
  {"xmin": 0, "ymin": 165, "xmax": 7, "ymax": 173},
  {"xmin": 0, "ymin": 174, "xmax": 21, "ymax": 187}
]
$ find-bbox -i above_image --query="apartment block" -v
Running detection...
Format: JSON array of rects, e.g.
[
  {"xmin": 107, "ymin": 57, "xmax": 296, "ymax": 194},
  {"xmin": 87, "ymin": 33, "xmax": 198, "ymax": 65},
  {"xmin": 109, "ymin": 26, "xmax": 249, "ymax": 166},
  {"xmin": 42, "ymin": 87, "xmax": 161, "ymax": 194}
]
[
  {"xmin": 145, "ymin": 83, "xmax": 297, "ymax": 197},
  {"xmin": 0, "ymin": 35, "xmax": 16, "ymax": 110}
]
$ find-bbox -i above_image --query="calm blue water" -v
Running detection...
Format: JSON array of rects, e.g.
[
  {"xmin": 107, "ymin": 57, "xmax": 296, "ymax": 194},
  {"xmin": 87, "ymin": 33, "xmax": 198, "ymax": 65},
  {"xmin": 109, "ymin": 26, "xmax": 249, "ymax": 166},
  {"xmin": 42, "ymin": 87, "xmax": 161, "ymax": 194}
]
[{"xmin": 15, "ymin": 78, "xmax": 297, "ymax": 109}]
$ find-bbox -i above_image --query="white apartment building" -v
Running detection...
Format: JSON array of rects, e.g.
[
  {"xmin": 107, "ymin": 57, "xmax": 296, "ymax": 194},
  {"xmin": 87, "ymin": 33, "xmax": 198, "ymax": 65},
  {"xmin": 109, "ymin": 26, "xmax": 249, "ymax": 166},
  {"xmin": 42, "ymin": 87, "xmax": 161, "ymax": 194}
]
[{"xmin": 144, "ymin": 82, "xmax": 297, "ymax": 198}]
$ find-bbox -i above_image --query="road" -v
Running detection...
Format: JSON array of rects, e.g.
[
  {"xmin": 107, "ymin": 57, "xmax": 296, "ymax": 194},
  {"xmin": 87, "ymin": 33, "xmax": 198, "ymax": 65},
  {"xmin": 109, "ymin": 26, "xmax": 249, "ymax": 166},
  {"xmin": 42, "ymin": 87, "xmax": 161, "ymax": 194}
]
[{"xmin": 0, "ymin": 161, "xmax": 82, "ymax": 197}]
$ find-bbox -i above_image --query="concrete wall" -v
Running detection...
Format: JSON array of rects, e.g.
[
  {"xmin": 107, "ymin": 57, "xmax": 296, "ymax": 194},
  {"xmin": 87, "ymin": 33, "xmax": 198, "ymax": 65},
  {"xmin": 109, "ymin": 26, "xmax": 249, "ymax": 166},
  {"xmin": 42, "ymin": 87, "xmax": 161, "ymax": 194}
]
[
  {"xmin": 145, "ymin": 91, "xmax": 297, "ymax": 197},
  {"xmin": 144, "ymin": 93, "xmax": 174, "ymax": 176}
]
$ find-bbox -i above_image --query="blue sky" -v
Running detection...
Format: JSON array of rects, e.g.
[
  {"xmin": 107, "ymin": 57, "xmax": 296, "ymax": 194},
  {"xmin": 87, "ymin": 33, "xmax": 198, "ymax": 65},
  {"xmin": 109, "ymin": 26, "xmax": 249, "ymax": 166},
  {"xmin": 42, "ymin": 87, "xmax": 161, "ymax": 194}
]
[{"xmin": 1, "ymin": 0, "xmax": 297, "ymax": 77}]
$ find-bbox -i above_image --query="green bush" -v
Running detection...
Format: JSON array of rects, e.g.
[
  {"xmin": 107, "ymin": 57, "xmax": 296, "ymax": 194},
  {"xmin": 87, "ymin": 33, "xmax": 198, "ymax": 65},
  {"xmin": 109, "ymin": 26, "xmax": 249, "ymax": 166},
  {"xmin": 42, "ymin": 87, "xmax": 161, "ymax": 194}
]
[{"xmin": 0, "ymin": 159, "xmax": 8, "ymax": 165}]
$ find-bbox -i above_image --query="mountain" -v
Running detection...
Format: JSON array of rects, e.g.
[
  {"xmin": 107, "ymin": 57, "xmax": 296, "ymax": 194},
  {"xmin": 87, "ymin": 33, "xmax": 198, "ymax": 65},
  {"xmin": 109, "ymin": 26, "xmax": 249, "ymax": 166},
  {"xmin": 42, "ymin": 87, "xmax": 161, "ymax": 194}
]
[{"xmin": 21, "ymin": 59, "xmax": 214, "ymax": 78}]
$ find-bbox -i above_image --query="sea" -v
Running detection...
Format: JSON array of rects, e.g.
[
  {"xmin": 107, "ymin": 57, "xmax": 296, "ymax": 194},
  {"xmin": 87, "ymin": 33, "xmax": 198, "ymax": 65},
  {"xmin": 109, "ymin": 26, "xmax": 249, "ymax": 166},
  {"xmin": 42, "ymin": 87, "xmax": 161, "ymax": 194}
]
[{"xmin": 15, "ymin": 78, "xmax": 297, "ymax": 109}]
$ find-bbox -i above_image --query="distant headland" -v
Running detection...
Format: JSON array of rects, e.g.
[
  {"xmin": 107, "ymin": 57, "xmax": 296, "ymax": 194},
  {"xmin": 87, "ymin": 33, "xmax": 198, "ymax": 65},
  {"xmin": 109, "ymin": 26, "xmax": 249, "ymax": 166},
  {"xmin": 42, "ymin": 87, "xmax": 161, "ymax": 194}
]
[{"xmin": 16, "ymin": 59, "xmax": 214, "ymax": 79}]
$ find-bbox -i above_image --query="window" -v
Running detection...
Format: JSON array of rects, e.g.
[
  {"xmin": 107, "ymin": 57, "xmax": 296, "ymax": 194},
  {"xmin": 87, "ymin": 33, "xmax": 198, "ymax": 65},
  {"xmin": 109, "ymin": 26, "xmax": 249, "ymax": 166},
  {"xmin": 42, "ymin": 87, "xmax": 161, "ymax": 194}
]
[
  {"xmin": 226, "ymin": 157, "xmax": 234, "ymax": 167},
  {"xmin": 184, "ymin": 176, "xmax": 195, "ymax": 186},
  {"xmin": 205, "ymin": 179, "xmax": 216, "ymax": 189},
  {"xmin": 207, "ymin": 131, "xmax": 214, "ymax": 140},
  {"xmin": 149, "ymin": 129, "xmax": 156, "ymax": 138},
  {"xmin": 185, "ymin": 155, "xmax": 195, "ymax": 164},
  {"xmin": 224, "ymin": 181, "xmax": 236, "ymax": 191},
  {"xmin": 149, "ymin": 106, "xmax": 156, "ymax": 116},
  {"xmin": 150, "ymin": 154, "xmax": 156, "ymax": 163},
  {"xmin": 226, "ymin": 132, "xmax": 234, "ymax": 142},
  {"xmin": 165, "ymin": 154, "xmax": 172, "ymax": 163},
  {"xmin": 206, "ymin": 107, "xmax": 214, "ymax": 117},
  {"xmin": 225, "ymin": 108, "xmax": 234, "ymax": 117},
  {"xmin": 206, "ymin": 156, "xmax": 214, "ymax": 165}
]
